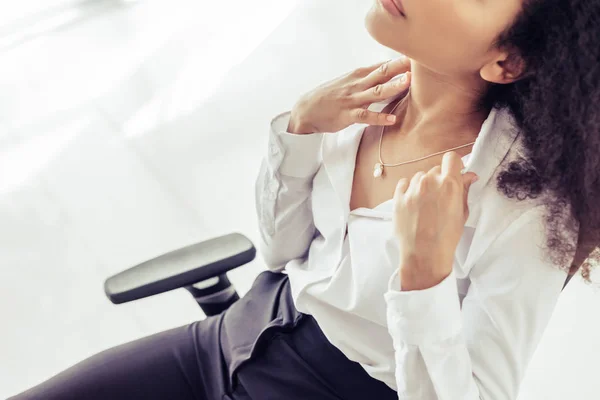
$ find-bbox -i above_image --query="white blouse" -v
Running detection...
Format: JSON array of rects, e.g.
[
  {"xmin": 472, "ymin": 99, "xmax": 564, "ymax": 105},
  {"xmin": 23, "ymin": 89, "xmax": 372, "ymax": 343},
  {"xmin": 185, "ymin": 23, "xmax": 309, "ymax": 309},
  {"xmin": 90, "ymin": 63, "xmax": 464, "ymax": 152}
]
[{"xmin": 254, "ymin": 94, "xmax": 576, "ymax": 399}]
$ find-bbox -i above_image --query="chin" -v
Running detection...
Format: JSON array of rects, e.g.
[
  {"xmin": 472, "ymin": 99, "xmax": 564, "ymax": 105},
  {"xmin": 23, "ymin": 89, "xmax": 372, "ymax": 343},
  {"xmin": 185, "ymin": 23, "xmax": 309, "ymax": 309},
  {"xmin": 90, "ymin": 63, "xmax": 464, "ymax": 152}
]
[{"xmin": 364, "ymin": 2, "xmax": 411, "ymax": 60}]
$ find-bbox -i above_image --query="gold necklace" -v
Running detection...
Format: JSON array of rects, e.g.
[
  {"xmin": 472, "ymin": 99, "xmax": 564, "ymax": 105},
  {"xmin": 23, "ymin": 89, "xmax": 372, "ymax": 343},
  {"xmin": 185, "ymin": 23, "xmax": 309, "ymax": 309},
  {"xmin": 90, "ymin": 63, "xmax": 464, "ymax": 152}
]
[{"xmin": 373, "ymin": 97, "xmax": 477, "ymax": 178}]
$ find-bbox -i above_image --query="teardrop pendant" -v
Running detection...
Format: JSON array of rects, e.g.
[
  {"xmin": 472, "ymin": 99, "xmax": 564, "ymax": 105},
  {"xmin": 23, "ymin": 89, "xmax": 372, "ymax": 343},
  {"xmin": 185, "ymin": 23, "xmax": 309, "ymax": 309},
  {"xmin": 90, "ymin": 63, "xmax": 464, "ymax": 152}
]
[{"xmin": 373, "ymin": 163, "xmax": 384, "ymax": 178}]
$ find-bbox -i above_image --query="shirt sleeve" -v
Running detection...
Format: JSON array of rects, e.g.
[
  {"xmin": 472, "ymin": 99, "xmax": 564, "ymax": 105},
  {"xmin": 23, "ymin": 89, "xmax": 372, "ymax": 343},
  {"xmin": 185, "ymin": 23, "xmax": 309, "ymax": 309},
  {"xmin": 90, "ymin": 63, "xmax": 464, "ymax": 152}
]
[
  {"xmin": 254, "ymin": 110, "xmax": 325, "ymax": 271},
  {"xmin": 383, "ymin": 205, "xmax": 573, "ymax": 399}
]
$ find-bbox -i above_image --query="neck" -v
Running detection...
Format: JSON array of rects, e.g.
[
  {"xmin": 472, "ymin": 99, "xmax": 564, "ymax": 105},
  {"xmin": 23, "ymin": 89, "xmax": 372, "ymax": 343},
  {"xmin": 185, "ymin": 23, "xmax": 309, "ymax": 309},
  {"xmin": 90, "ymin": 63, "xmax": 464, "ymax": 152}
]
[{"xmin": 393, "ymin": 61, "xmax": 492, "ymax": 144}]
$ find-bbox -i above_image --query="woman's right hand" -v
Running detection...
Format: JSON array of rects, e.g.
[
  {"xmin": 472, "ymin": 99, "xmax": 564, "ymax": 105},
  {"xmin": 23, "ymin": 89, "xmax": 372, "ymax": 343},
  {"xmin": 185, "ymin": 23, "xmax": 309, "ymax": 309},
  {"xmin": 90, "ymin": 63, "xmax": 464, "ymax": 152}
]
[{"xmin": 288, "ymin": 56, "xmax": 412, "ymax": 135}]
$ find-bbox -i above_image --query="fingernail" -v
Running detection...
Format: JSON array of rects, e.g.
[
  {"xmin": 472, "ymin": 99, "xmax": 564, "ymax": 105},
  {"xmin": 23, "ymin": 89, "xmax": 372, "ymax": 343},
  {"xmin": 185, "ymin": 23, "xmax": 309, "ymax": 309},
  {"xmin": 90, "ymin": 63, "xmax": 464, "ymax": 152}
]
[
  {"xmin": 387, "ymin": 115, "xmax": 396, "ymax": 122},
  {"xmin": 399, "ymin": 74, "xmax": 407, "ymax": 83}
]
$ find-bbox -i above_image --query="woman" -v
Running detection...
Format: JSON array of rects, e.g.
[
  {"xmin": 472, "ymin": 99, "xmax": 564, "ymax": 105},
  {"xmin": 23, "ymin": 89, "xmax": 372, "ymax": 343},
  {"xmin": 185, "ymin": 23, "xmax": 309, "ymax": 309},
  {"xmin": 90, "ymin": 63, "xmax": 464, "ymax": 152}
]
[{"xmin": 11, "ymin": 0, "xmax": 600, "ymax": 399}]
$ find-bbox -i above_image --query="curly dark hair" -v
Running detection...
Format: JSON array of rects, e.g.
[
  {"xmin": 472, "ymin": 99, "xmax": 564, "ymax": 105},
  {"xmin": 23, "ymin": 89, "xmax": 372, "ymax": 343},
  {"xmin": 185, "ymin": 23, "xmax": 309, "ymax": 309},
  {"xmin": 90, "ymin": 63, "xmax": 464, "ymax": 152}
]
[{"xmin": 478, "ymin": 0, "xmax": 600, "ymax": 281}]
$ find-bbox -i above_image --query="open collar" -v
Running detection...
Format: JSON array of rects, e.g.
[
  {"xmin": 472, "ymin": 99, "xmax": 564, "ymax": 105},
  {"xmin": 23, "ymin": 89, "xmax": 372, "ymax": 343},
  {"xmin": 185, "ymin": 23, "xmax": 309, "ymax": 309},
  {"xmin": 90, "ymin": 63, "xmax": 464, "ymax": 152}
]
[{"xmin": 321, "ymin": 95, "xmax": 522, "ymax": 228}]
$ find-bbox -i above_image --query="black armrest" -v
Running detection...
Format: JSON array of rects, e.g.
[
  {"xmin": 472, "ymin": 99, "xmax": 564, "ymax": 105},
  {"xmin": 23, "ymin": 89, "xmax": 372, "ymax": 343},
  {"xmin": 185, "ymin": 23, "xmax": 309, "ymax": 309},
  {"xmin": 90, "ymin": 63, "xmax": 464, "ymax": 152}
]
[{"xmin": 104, "ymin": 232, "xmax": 256, "ymax": 304}]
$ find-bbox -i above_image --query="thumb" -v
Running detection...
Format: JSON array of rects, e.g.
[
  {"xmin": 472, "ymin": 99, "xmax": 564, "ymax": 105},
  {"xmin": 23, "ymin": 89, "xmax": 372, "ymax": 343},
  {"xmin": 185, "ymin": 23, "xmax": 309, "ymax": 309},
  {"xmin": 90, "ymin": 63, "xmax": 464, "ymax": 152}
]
[{"xmin": 462, "ymin": 172, "xmax": 479, "ymax": 192}]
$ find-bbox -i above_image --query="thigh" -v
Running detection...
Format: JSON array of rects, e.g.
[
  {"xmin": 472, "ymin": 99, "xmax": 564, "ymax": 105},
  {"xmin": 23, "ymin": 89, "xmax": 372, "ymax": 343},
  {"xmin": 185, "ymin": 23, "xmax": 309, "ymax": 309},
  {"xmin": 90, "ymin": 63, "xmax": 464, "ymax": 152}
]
[{"xmin": 10, "ymin": 318, "xmax": 228, "ymax": 400}]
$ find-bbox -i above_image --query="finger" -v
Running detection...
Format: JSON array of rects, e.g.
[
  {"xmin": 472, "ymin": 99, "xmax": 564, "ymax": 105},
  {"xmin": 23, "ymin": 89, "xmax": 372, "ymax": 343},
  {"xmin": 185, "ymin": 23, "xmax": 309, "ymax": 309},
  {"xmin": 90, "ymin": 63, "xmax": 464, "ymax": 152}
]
[
  {"xmin": 406, "ymin": 171, "xmax": 426, "ymax": 196},
  {"xmin": 359, "ymin": 59, "xmax": 394, "ymax": 75},
  {"xmin": 440, "ymin": 151, "xmax": 464, "ymax": 181},
  {"xmin": 394, "ymin": 177, "xmax": 410, "ymax": 198},
  {"xmin": 348, "ymin": 107, "xmax": 401, "ymax": 126},
  {"xmin": 427, "ymin": 165, "xmax": 441, "ymax": 176},
  {"xmin": 356, "ymin": 56, "xmax": 412, "ymax": 90},
  {"xmin": 352, "ymin": 72, "xmax": 412, "ymax": 106}
]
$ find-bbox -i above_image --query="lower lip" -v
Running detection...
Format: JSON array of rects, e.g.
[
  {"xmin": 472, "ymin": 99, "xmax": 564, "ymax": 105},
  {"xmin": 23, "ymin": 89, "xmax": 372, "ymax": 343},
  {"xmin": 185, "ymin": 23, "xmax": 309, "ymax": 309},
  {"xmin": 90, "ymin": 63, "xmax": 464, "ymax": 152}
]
[{"xmin": 379, "ymin": 0, "xmax": 405, "ymax": 18}]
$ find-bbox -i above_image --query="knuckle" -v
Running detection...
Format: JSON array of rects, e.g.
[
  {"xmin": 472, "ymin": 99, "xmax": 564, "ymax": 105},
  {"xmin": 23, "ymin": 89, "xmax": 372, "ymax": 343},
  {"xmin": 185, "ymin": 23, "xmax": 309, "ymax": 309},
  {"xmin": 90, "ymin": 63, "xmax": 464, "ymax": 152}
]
[
  {"xmin": 417, "ymin": 175, "xmax": 429, "ymax": 191},
  {"xmin": 355, "ymin": 108, "xmax": 370, "ymax": 121},
  {"xmin": 372, "ymin": 84, "xmax": 384, "ymax": 96},
  {"xmin": 339, "ymin": 81, "xmax": 360, "ymax": 98},
  {"xmin": 410, "ymin": 172, "xmax": 425, "ymax": 186},
  {"xmin": 444, "ymin": 151, "xmax": 458, "ymax": 160},
  {"xmin": 379, "ymin": 62, "xmax": 390, "ymax": 76},
  {"xmin": 427, "ymin": 167, "xmax": 441, "ymax": 177},
  {"xmin": 336, "ymin": 89, "xmax": 354, "ymax": 104},
  {"xmin": 415, "ymin": 185, "xmax": 427, "ymax": 196},
  {"xmin": 343, "ymin": 81, "xmax": 357, "ymax": 93}
]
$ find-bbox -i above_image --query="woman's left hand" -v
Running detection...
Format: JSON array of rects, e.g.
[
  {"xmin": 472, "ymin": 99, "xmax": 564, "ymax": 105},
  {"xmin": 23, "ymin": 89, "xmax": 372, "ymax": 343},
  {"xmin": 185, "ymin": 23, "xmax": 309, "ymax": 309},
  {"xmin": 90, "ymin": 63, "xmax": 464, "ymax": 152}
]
[{"xmin": 392, "ymin": 151, "xmax": 479, "ymax": 291}]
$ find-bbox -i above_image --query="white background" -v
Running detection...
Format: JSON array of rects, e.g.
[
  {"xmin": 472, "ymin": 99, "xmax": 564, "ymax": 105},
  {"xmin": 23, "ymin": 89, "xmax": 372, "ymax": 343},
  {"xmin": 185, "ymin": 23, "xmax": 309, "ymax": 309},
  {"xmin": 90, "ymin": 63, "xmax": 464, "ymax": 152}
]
[{"xmin": 1, "ymin": 0, "xmax": 599, "ymax": 398}]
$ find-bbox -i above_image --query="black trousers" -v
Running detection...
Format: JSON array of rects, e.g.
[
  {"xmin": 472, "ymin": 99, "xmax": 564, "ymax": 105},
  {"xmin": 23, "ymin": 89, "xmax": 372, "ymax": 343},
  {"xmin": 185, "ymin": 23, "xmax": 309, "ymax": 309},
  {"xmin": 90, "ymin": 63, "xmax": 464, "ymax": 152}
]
[{"xmin": 10, "ymin": 271, "xmax": 398, "ymax": 400}]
